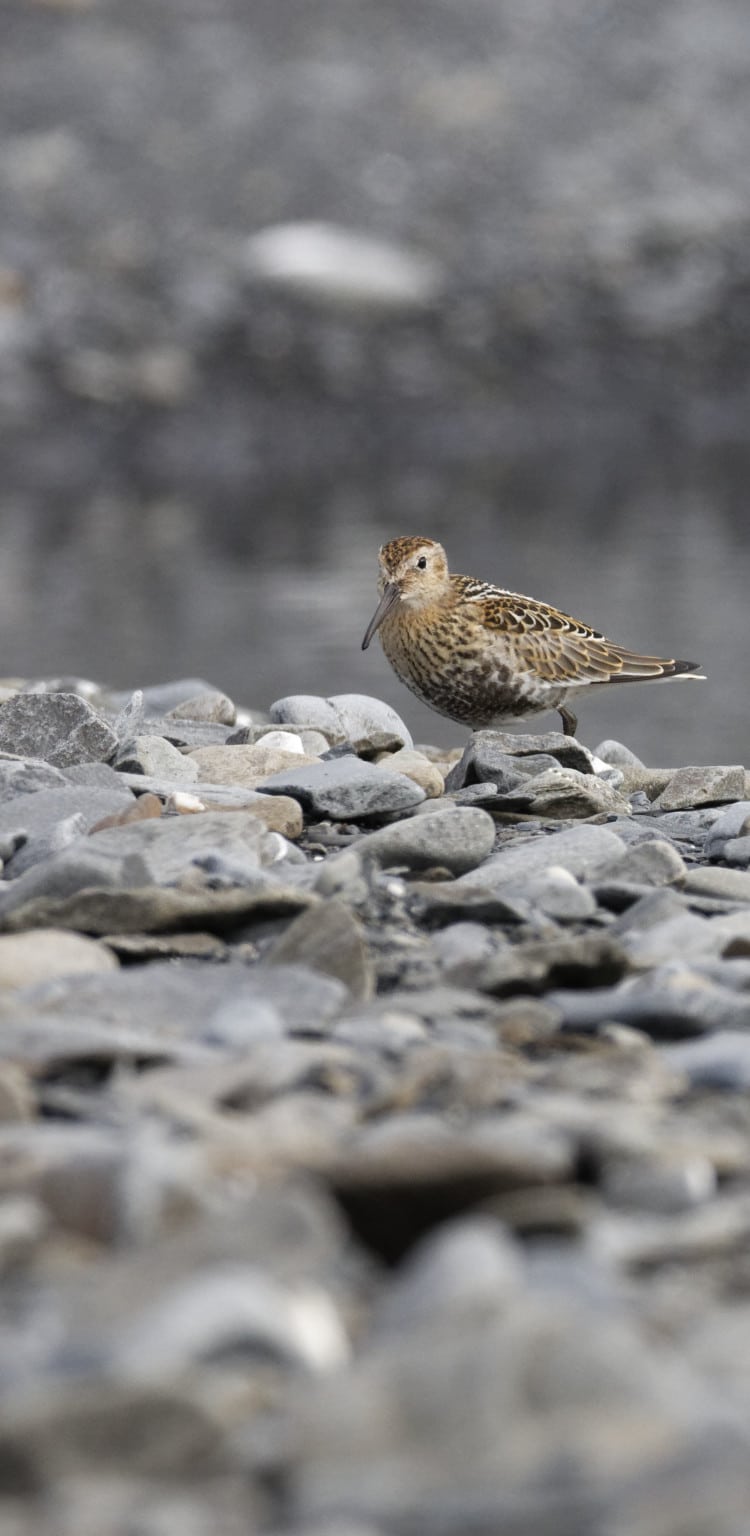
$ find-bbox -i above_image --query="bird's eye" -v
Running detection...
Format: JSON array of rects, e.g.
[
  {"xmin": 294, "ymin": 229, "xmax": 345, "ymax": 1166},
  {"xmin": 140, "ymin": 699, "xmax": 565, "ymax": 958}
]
[{"xmin": 416, "ymin": 555, "xmax": 427, "ymax": 570}]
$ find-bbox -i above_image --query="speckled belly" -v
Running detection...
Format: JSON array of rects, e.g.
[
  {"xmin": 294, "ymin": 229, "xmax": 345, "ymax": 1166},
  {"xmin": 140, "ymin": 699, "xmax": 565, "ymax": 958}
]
[{"xmin": 380, "ymin": 621, "xmax": 571, "ymax": 728}]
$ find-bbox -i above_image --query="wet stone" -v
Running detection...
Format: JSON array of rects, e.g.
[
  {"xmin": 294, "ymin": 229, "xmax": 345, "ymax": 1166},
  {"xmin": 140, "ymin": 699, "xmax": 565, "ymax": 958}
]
[{"xmin": 0, "ymin": 693, "xmax": 117, "ymax": 768}]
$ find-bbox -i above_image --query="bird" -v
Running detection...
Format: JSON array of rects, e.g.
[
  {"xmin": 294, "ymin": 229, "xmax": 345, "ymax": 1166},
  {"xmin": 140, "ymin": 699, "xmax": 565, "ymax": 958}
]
[{"xmin": 361, "ymin": 536, "xmax": 704, "ymax": 738}]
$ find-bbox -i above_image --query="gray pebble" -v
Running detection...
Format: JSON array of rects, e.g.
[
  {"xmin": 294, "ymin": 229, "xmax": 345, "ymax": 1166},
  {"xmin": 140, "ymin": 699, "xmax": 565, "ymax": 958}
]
[
  {"xmin": 352, "ymin": 806, "xmax": 496, "ymax": 875},
  {"xmin": 704, "ymin": 801, "xmax": 750, "ymax": 859},
  {"xmin": 456, "ymin": 823, "xmax": 626, "ymax": 889},
  {"xmin": 258, "ymin": 757, "xmax": 425, "ymax": 821},
  {"xmin": 594, "ymin": 739, "xmax": 646, "ymax": 768},
  {"xmin": 662, "ymin": 1030, "xmax": 750, "ymax": 1089},
  {"xmin": 114, "ymin": 735, "xmax": 200, "ymax": 783}
]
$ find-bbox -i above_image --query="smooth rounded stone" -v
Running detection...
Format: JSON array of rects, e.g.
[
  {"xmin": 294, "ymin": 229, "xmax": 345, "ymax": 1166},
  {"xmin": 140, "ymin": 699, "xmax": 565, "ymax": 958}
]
[
  {"xmin": 253, "ymin": 728, "xmax": 306, "ymax": 755},
  {"xmin": 373, "ymin": 747, "xmax": 444, "ymax": 798},
  {"xmin": 477, "ymin": 932, "xmax": 628, "ymax": 998},
  {"xmin": 314, "ymin": 849, "xmax": 368, "ymax": 905},
  {"xmin": 651, "ymin": 764, "xmax": 746, "ymax": 812},
  {"xmin": 269, "ymin": 899, "xmax": 374, "ymax": 1001},
  {"xmin": 0, "ymin": 693, "xmax": 117, "ymax": 769},
  {"xmin": 456, "ymin": 822, "xmax": 626, "ymax": 889},
  {"xmin": 325, "ymin": 694, "xmax": 413, "ymax": 753},
  {"xmin": 0, "ymin": 753, "xmax": 68, "ymax": 796},
  {"xmin": 270, "ymin": 693, "xmax": 413, "ymax": 752},
  {"xmin": 704, "ymin": 800, "xmax": 750, "ymax": 858},
  {"xmin": 612, "ymin": 891, "xmax": 731, "ymax": 967},
  {"xmin": 257, "ymin": 758, "xmax": 425, "ymax": 821},
  {"xmin": 375, "ymin": 1215, "xmax": 522, "ymax": 1334},
  {"xmin": 0, "ymin": 782, "xmax": 136, "ymax": 876},
  {"xmin": 406, "ymin": 880, "xmax": 536, "ymax": 925},
  {"xmin": 683, "ymin": 865, "xmax": 750, "ymax": 902},
  {"xmin": 493, "ymin": 766, "xmax": 630, "ymax": 819},
  {"xmin": 600, "ymin": 1151, "xmax": 716, "ymax": 1215},
  {"xmin": 0, "ymin": 930, "xmax": 118, "ymax": 990},
  {"xmin": 724, "ymin": 835, "xmax": 750, "ymax": 867},
  {"xmin": 113, "ymin": 1266, "xmax": 348, "ymax": 1379},
  {"xmin": 429, "ymin": 922, "xmax": 499, "ymax": 986},
  {"xmin": 165, "ymin": 689, "xmax": 237, "ymax": 724},
  {"xmin": 352, "ymin": 806, "xmax": 496, "ymax": 876},
  {"xmin": 599, "ymin": 838, "xmax": 687, "ymax": 888},
  {"xmin": 662, "ymin": 1031, "xmax": 750, "ymax": 1090},
  {"xmin": 594, "ymin": 739, "xmax": 646, "ymax": 768},
  {"xmin": 188, "ymin": 743, "xmax": 322, "ymax": 788},
  {"xmin": 114, "ymin": 734, "xmax": 200, "ymax": 783},
  {"xmin": 550, "ymin": 968, "xmax": 750, "ymax": 1039},
  {"xmin": 214, "ymin": 792, "xmax": 303, "ymax": 840},
  {"xmin": 500, "ymin": 866, "xmax": 599, "ymax": 922}
]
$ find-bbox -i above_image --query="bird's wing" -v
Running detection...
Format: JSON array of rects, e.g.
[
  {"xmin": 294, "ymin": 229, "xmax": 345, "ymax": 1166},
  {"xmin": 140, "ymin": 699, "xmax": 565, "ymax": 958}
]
[{"xmin": 461, "ymin": 583, "xmax": 682, "ymax": 685}]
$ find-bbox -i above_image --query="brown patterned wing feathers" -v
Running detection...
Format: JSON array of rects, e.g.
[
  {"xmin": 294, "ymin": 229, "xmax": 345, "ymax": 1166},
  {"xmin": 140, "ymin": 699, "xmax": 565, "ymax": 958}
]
[{"xmin": 466, "ymin": 586, "xmax": 692, "ymax": 685}]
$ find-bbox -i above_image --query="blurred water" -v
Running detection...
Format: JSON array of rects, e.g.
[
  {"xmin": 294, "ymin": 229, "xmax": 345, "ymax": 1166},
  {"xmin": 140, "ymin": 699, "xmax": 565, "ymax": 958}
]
[{"xmin": 0, "ymin": 419, "xmax": 746, "ymax": 767}]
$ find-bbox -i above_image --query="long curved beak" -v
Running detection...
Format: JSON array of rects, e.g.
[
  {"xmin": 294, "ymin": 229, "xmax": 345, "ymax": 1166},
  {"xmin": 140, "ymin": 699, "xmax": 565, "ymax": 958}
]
[{"xmin": 361, "ymin": 582, "xmax": 400, "ymax": 650}]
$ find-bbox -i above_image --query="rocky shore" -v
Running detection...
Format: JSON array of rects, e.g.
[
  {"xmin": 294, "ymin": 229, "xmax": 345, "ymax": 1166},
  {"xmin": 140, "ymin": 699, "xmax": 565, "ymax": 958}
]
[{"xmin": 1, "ymin": 677, "xmax": 750, "ymax": 1534}]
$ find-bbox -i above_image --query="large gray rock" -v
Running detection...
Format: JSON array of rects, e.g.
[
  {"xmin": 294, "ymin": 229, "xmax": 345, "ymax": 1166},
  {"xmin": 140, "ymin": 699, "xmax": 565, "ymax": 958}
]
[
  {"xmin": 0, "ymin": 694, "xmax": 117, "ymax": 768},
  {"xmin": 352, "ymin": 806, "xmax": 496, "ymax": 875},
  {"xmin": 258, "ymin": 757, "xmax": 425, "ymax": 820},
  {"xmin": 456, "ymin": 823, "xmax": 626, "ymax": 888},
  {"xmin": 0, "ymin": 782, "xmax": 136, "ymax": 877},
  {"xmin": 270, "ymin": 693, "xmax": 413, "ymax": 752}
]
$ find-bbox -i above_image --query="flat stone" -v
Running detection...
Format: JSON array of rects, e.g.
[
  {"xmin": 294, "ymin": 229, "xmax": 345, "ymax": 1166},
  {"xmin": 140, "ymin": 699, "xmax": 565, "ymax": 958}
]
[
  {"xmin": 684, "ymin": 866, "xmax": 750, "ymax": 903},
  {"xmin": 189, "ymin": 743, "xmax": 321, "ymax": 787},
  {"xmin": 0, "ymin": 930, "xmax": 118, "ymax": 989},
  {"xmin": 0, "ymin": 880, "xmax": 315, "ymax": 937},
  {"xmin": 352, "ymin": 806, "xmax": 496, "ymax": 875},
  {"xmin": 499, "ymin": 866, "xmax": 598, "ymax": 922},
  {"xmin": 269, "ymin": 899, "xmax": 374, "ymax": 1000},
  {"xmin": 0, "ymin": 693, "xmax": 117, "ymax": 768},
  {"xmin": 257, "ymin": 758, "xmax": 425, "ymax": 821},
  {"xmin": 662, "ymin": 1031, "xmax": 750, "ymax": 1090},
  {"xmin": 0, "ymin": 783, "xmax": 136, "ymax": 877},
  {"xmin": 455, "ymin": 823, "xmax": 626, "ymax": 888},
  {"xmin": 598, "ymin": 838, "xmax": 687, "ymax": 887},
  {"xmin": 114, "ymin": 735, "xmax": 200, "ymax": 782},
  {"xmin": 551, "ymin": 969, "xmax": 750, "ymax": 1038},
  {"xmin": 651, "ymin": 765, "xmax": 746, "ymax": 811},
  {"xmin": 477, "ymin": 932, "xmax": 628, "ymax": 997},
  {"xmin": 0, "ymin": 753, "xmax": 68, "ymax": 796},
  {"xmin": 373, "ymin": 748, "xmax": 444, "ymax": 798}
]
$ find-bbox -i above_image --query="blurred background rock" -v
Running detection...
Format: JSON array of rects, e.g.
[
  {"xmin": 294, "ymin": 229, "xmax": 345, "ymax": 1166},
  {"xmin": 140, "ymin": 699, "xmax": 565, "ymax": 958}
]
[{"xmin": 0, "ymin": 0, "xmax": 748, "ymax": 763}]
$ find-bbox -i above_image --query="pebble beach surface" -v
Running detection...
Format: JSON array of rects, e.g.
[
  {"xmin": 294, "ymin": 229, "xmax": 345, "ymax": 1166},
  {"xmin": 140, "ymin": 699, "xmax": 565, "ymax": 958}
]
[{"xmin": 1, "ymin": 678, "xmax": 750, "ymax": 1534}]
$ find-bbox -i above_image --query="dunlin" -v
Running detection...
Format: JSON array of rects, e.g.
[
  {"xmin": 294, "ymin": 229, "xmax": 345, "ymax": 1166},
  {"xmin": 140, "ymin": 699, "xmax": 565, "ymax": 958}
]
[{"xmin": 361, "ymin": 536, "xmax": 704, "ymax": 737}]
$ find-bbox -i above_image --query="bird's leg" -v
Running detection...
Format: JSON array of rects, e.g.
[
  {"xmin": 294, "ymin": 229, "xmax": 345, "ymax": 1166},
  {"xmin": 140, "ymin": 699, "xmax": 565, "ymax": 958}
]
[{"xmin": 559, "ymin": 706, "xmax": 577, "ymax": 737}]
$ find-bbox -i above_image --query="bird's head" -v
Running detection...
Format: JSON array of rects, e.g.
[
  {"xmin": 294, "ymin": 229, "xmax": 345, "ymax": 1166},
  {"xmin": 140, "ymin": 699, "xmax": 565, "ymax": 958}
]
[{"xmin": 361, "ymin": 537, "xmax": 449, "ymax": 649}]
